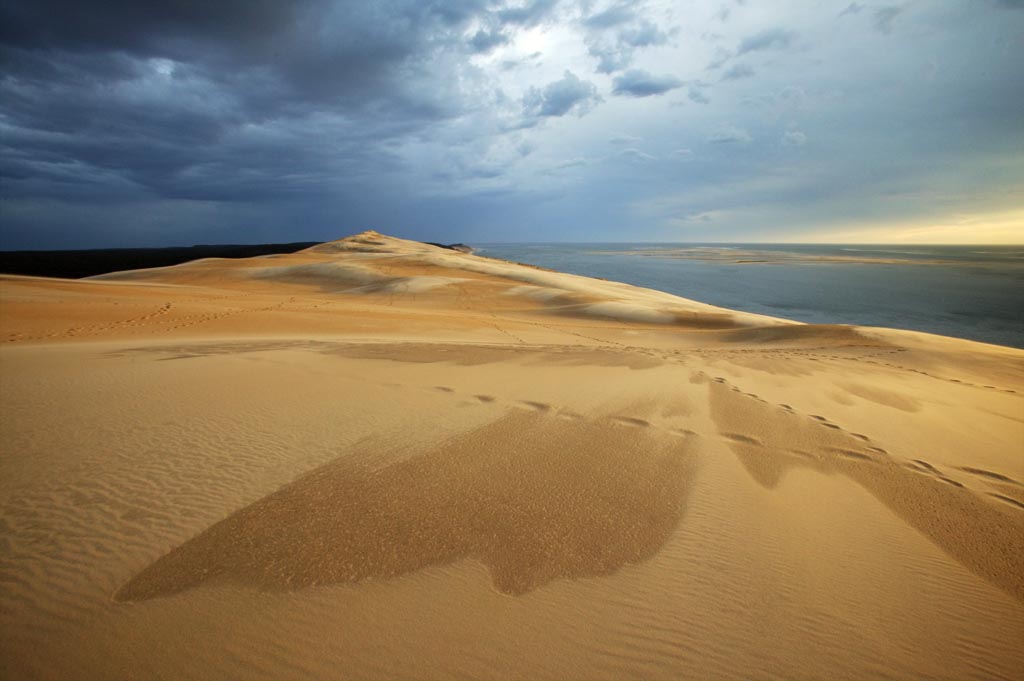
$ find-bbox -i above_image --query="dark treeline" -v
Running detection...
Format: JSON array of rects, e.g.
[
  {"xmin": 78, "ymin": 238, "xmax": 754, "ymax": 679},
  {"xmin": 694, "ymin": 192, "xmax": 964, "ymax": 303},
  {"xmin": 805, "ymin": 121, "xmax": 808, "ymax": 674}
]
[{"xmin": 0, "ymin": 242, "xmax": 320, "ymax": 279}]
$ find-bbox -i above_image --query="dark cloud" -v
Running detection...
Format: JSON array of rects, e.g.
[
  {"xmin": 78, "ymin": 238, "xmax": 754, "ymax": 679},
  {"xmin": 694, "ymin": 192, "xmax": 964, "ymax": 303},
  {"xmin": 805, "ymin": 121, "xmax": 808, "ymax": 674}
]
[
  {"xmin": 499, "ymin": 50, "xmax": 543, "ymax": 70},
  {"xmin": 0, "ymin": 0, "xmax": 552, "ymax": 250},
  {"xmin": 706, "ymin": 47, "xmax": 732, "ymax": 70},
  {"xmin": 612, "ymin": 69, "xmax": 682, "ymax": 97},
  {"xmin": 872, "ymin": 6, "xmax": 903, "ymax": 34},
  {"xmin": 619, "ymin": 20, "xmax": 669, "ymax": 48},
  {"xmin": 522, "ymin": 70, "xmax": 600, "ymax": 117},
  {"xmin": 0, "ymin": 1, "xmax": 500, "ymax": 111},
  {"xmin": 587, "ymin": 40, "xmax": 632, "ymax": 73},
  {"xmin": 470, "ymin": 29, "xmax": 510, "ymax": 53},
  {"xmin": 687, "ymin": 84, "xmax": 711, "ymax": 104},
  {"xmin": 496, "ymin": 0, "xmax": 560, "ymax": 27},
  {"xmin": 838, "ymin": 3, "xmax": 865, "ymax": 18},
  {"xmin": 737, "ymin": 28, "xmax": 797, "ymax": 54},
  {"xmin": 0, "ymin": 0, "xmax": 313, "ymax": 54},
  {"xmin": 582, "ymin": 3, "xmax": 636, "ymax": 28},
  {"xmin": 721, "ymin": 62, "xmax": 755, "ymax": 80},
  {"xmin": 1, "ymin": 0, "xmax": 1021, "ymax": 248},
  {"xmin": 0, "ymin": 0, "xmax": 506, "ymax": 212},
  {"xmin": 583, "ymin": 6, "xmax": 669, "ymax": 74}
]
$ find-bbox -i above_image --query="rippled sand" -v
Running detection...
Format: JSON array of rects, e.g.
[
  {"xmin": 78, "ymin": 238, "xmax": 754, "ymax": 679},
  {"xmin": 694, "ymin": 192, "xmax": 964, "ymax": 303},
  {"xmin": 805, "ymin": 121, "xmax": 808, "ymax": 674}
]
[{"xmin": 2, "ymin": 231, "xmax": 1022, "ymax": 680}]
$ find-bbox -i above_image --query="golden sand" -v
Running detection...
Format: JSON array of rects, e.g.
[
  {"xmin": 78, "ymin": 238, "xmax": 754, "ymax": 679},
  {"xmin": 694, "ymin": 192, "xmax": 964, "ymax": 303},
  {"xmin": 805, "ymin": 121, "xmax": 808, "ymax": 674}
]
[{"xmin": 1, "ymin": 231, "xmax": 1021, "ymax": 679}]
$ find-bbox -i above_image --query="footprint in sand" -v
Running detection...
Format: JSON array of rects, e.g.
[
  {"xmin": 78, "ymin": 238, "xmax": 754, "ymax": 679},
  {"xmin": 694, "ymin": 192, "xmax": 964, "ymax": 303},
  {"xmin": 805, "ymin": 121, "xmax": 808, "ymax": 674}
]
[
  {"xmin": 722, "ymin": 433, "xmax": 761, "ymax": 446},
  {"xmin": 610, "ymin": 416, "xmax": 652, "ymax": 428},
  {"xmin": 959, "ymin": 467, "xmax": 1020, "ymax": 486},
  {"xmin": 989, "ymin": 493, "xmax": 1024, "ymax": 510},
  {"xmin": 906, "ymin": 460, "xmax": 965, "ymax": 488},
  {"xmin": 828, "ymin": 447, "xmax": 874, "ymax": 462}
]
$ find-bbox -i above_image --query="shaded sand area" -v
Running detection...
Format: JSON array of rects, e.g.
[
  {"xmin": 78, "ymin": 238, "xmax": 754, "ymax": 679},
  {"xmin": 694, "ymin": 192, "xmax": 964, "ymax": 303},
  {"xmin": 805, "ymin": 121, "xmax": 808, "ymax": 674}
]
[{"xmin": 1, "ymin": 231, "xmax": 1022, "ymax": 680}]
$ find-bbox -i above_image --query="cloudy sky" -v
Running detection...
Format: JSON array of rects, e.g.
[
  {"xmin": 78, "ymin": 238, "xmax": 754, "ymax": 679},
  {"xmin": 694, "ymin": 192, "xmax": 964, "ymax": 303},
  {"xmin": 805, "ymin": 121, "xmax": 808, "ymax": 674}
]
[{"xmin": 1, "ymin": 0, "xmax": 1022, "ymax": 248}]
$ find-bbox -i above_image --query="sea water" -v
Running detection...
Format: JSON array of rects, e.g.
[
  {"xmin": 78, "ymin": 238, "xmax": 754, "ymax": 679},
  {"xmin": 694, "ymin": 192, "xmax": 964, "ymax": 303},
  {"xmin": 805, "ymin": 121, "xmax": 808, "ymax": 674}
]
[{"xmin": 475, "ymin": 244, "xmax": 1024, "ymax": 349}]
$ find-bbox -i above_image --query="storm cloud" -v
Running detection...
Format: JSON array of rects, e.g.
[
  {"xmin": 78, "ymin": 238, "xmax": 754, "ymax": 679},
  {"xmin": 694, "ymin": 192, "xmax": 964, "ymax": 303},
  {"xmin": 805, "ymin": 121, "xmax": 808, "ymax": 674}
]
[
  {"xmin": 1, "ymin": 0, "xmax": 1022, "ymax": 248},
  {"xmin": 612, "ymin": 69, "xmax": 682, "ymax": 97},
  {"xmin": 523, "ymin": 70, "xmax": 600, "ymax": 117},
  {"xmin": 737, "ymin": 28, "xmax": 798, "ymax": 55}
]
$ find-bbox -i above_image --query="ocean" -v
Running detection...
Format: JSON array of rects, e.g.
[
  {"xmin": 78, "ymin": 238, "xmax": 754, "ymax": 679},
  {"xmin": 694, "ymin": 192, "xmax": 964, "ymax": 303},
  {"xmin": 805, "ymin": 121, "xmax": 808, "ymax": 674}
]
[{"xmin": 474, "ymin": 243, "xmax": 1024, "ymax": 349}]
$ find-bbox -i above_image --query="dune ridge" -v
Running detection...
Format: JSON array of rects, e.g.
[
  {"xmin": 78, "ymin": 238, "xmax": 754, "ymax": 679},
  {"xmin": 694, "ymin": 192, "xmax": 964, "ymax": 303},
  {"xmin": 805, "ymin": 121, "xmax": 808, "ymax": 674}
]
[{"xmin": 1, "ymin": 230, "xmax": 1022, "ymax": 680}]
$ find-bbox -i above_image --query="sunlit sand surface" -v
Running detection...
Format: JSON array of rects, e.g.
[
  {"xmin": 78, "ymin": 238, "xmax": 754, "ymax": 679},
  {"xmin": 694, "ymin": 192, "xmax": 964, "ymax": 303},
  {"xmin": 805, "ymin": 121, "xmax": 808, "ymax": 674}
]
[{"xmin": 2, "ymin": 231, "xmax": 1022, "ymax": 679}]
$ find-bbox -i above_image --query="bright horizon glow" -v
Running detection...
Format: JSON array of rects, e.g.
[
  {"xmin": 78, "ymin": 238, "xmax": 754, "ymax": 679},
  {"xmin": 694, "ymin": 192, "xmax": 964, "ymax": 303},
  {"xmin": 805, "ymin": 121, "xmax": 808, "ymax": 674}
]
[
  {"xmin": 475, "ymin": 238, "xmax": 1024, "ymax": 245},
  {"xmin": 788, "ymin": 209, "xmax": 1024, "ymax": 245}
]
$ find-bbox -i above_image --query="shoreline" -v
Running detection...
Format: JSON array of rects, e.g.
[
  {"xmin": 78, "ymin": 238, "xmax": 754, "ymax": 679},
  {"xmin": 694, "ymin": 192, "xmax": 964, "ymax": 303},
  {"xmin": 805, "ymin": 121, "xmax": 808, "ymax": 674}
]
[{"xmin": 477, "ymin": 243, "xmax": 1024, "ymax": 350}]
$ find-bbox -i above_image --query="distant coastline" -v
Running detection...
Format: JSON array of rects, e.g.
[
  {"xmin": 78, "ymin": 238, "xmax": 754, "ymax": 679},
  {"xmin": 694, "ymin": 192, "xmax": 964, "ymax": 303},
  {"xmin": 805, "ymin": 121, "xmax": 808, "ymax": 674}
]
[
  {"xmin": 584, "ymin": 245, "xmax": 1024, "ymax": 267},
  {"xmin": 477, "ymin": 243, "xmax": 1024, "ymax": 349}
]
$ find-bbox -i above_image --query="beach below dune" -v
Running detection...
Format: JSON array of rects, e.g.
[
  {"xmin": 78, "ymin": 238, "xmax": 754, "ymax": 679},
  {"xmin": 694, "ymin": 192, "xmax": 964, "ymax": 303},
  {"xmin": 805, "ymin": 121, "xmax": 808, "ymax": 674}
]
[{"xmin": 1, "ymin": 231, "xmax": 1022, "ymax": 680}]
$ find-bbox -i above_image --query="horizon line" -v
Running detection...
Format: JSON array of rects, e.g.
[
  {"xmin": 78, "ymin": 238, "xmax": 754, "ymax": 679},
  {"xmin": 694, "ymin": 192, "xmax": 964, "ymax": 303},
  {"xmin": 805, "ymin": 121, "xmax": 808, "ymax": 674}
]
[{"xmin": 3, "ymin": 240, "xmax": 1024, "ymax": 253}]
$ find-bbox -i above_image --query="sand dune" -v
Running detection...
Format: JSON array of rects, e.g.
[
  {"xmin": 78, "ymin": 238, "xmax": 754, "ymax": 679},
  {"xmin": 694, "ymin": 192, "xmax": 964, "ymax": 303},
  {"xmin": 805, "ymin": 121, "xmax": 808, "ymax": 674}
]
[{"xmin": 1, "ymin": 230, "xmax": 1022, "ymax": 680}]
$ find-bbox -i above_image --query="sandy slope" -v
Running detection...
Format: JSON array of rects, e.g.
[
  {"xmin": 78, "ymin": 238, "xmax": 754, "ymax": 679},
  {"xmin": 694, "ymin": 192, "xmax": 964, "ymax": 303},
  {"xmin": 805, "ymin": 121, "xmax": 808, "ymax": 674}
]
[{"xmin": 1, "ymin": 230, "xmax": 1022, "ymax": 680}]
